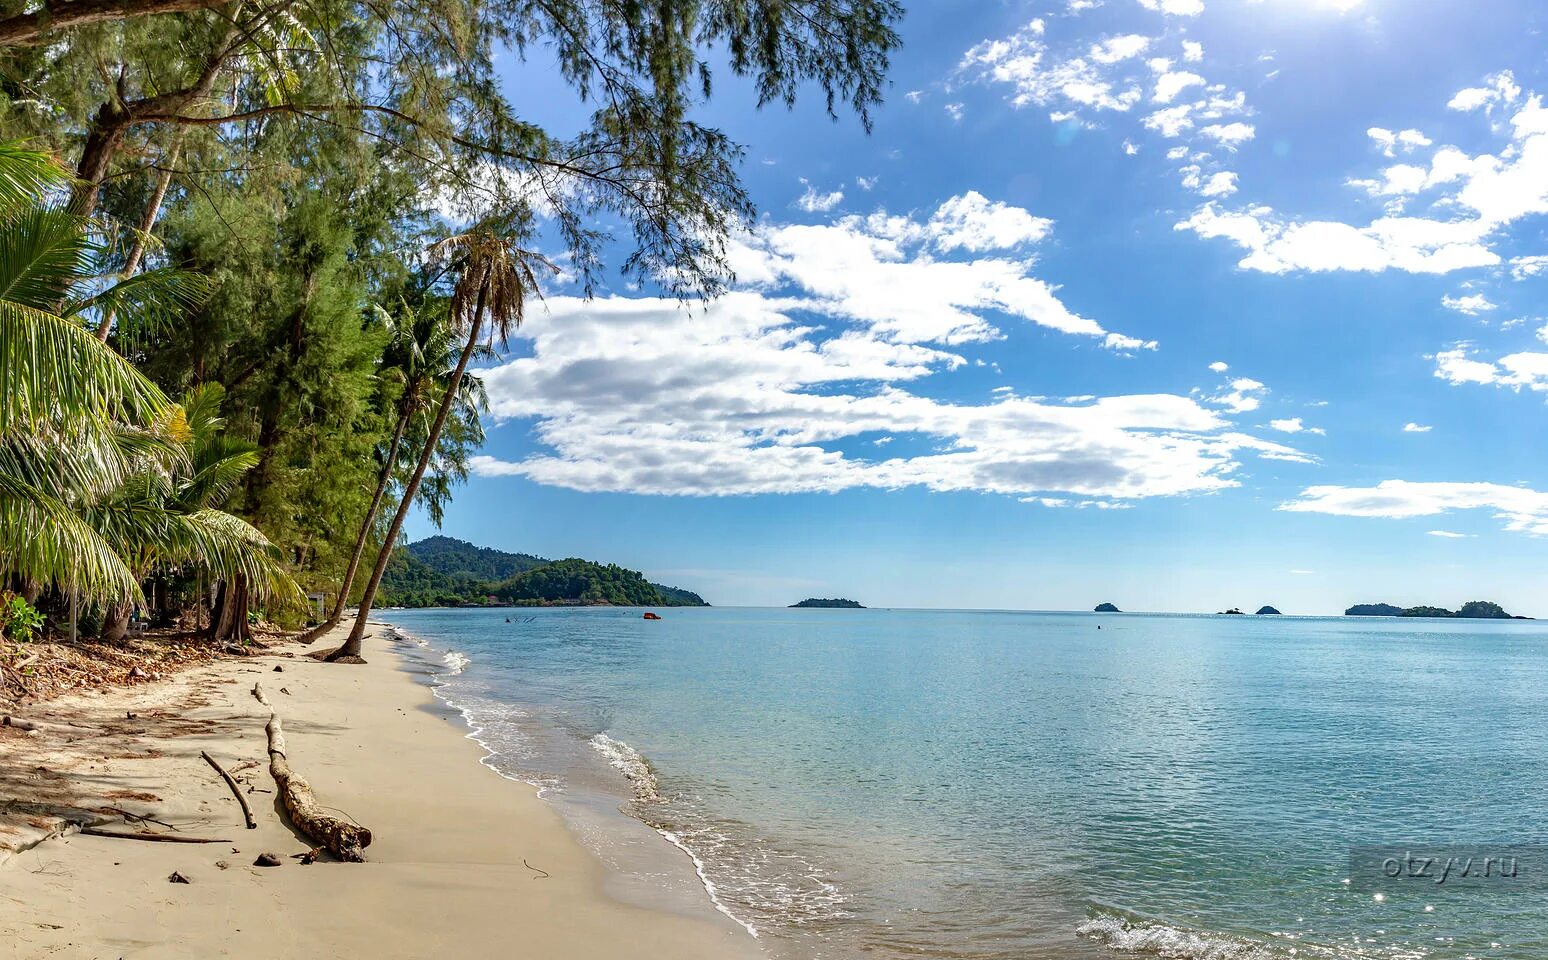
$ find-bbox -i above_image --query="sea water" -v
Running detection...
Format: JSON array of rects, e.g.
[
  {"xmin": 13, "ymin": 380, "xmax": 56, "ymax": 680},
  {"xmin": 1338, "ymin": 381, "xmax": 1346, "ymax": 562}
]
[{"xmin": 380, "ymin": 607, "xmax": 1548, "ymax": 960}]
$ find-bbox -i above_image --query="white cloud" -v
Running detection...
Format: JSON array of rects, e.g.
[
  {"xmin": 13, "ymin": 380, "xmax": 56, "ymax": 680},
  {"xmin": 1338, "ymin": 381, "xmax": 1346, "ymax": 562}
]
[
  {"xmin": 1403, "ymin": 422, "xmax": 1432, "ymax": 433},
  {"xmin": 1209, "ymin": 376, "xmax": 1267, "ymax": 413},
  {"xmin": 945, "ymin": 102, "xmax": 965, "ymax": 121},
  {"xmin": 1447, "ymin": 70, "xmax": 1521, "ymax": 113},
  {"xmin": 855, "ymin": 176, "xmax": 877, "ymax": 191},
  {"xmin": 796, "ymin": 180, "xmax": 844, "ymax": 213},
  {"xmin": 1269, "ymin": 417, "xmax": 1325, "ymax": 435},
  {"xmin": 469, "ymin": 288, "xmax": 1303, "ymax": 500},
  {"xmin": 1090, "ymin": 34, "xmax": 1151, "ymax": 65},
  {"xmin": 904, "ymin": 90, "xmax": 924, "ymax": 104},
  {"xmin": 928, "ymin": 191, "xmax": 1054, "ymax": 252},
  {"xmin": 1178, "ymin": 203, "xmax": 1500, "ymax": 275},
  {"xmin": 1367, "ymin": 127, "xmax": 1433, "ymax": 158},
  {"xmin": 1199, "ymin": 171, "xmax": 1238, "ymax": 197},
  {"xmin": 958, "ymin": 21, "xmax": 1143, "ymax": 113},
  {"xmin": 1182, "ymin": 40, "xmax": 1203, "ymax": 63},
  {"xmin": 1122, "ymin": 139, "xmax": 1140, "ymax": 155},
  {"xmin": 1208, "ymin": 361, "xmax": 1229, "ymax": 373},
  {"xmin": 1433, "ymin": 345, "xmax": 1548, "ymax": 392},
  {"xmin": 1136, "ymin": 0, "xmax": 1204, "ymax": 15},
  {"xmin": 1283, "ymin": 480, "xmax": 1548, "ymax": 536},
  {"xmin": 1153, "ymin": 70, "xmax": 1206, "ymax": 104},
  {"xmin": 1510, "ymin": 255, "xmax": 1548, "ymax": 279},
  {"xmin": 1200, "ymin": 122, "xmax": 1256, "ymax": 148},
  {"xmin": 1427, "ymin": 529, "xmax": 1472, "ymax": 538},
  {"xmin": 1181, "ymin": 81, "xmax": 1548, "ymax": 276},
  {"xmin": 1441, "ymin": 293, "xmax": 1497, "ymax": 314}
]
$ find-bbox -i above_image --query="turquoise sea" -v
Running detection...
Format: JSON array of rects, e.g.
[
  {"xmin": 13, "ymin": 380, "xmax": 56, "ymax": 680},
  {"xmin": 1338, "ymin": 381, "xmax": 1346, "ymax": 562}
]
[{"xmin": 380, "ymin": 607, "xmax": 1548, "ymax": 960}]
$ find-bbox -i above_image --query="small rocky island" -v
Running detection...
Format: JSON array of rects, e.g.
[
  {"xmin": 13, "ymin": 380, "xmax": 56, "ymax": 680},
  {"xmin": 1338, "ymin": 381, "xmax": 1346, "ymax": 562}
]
[
  {"xmin": 1345, "ymin": 600, "xmax": 1527, "ymax": 619},
  {"xmin": 1220, "ymin": 607, "xmax": 1245, "ymax": 615},
  {"xmin": 791, "ymin": 598, "xmax": 865, "ymax": 609},
  {"xmin": 1094, "ymin": 603, "xmax": 1121, "ymax": 613},
  {"xmin": 1255, "ymin": 606, "xmax": 1282, "ymax": 615}
]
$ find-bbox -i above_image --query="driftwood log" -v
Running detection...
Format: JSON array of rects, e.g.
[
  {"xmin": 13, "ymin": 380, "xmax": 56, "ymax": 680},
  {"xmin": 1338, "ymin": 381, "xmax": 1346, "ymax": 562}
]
[
  {"xmin": 265, "ymin": 713, "xmax": 371, "ymax": 861},
  {"xmin": 251, "ymin": 681, "xmax": 270, "ymax": 706},
  {"xmin": 201, "ymin": 750, "xmax": 257, "ymax": 829}
]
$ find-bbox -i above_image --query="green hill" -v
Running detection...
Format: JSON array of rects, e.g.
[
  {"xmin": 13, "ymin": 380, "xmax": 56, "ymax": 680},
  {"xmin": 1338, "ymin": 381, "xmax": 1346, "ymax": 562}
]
[{"xmin": 377, "ymin": 537, "xmax": 707, "ymax": 608}]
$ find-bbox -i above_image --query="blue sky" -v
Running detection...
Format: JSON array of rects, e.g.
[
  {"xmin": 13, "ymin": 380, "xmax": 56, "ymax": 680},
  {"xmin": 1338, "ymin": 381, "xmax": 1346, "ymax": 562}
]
[{"xmin": 406, "ymin": 0, "xmax": 1548, "ymax": 614}]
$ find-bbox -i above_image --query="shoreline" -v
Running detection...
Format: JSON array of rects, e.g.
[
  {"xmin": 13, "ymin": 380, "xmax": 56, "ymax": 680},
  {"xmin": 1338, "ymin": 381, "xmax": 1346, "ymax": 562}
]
[
  {"xmin": 383, "ymin": 622, "xmax": 767, "ymax": 939},
  {"xmin": 0, "ymin": 624, "xmax": 763, "ymax": 960}
]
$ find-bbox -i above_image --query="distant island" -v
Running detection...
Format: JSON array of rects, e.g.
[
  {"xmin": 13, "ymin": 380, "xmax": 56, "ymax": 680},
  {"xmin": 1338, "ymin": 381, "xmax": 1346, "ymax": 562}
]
[
  {"xmin": 1256, "ymin": 606, "xmax": 1282, "ymax": 615},
  {"xmin": 1094, "ymin": 603, "xmax": 1121, "ymax": 613},
  {"xmin": 1345, "ymin": 600, "xmax": 1528, "ymax": 619},
  {"xmin": 1220, "ymin": 608, "xmax": 1245, "ymax": 615},
  {"xmin": 791, "ymin": 598, "xmax": 865, "ymax": 608},
  {"xmin": 378, "ymin": 536, "xmax": 708, "ymax": 608}
]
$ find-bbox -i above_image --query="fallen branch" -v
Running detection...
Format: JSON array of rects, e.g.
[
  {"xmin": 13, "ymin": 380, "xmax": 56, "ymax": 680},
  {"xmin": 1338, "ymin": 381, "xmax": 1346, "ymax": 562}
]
[
  {"xmin": 2, "ymin": 715, "xmax": 87, "ymax": 734},
  {"xmin": 265, "ymin": 713, "xmax": 371, "ymax": 861},
  {"xmin": 101, "ymin": 805, "xmax": 178, "ymax": 831},
  {"xmin": 251, "ymin": 681, "xmax": 269, "ymax": 706},
  {"xmin": 201, "ymin": 750, "xmax": 257, "ymax": 829},
  {"xmin": 81, "ymin": 828, "xmax": 229, "ymax": 843}
]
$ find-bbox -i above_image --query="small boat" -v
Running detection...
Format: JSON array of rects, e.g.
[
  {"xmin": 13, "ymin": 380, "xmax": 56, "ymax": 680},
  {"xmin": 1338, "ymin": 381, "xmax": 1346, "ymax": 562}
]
[{"xmin": 642, "ymin": 612, "xmax": 662, "ymax": 620}]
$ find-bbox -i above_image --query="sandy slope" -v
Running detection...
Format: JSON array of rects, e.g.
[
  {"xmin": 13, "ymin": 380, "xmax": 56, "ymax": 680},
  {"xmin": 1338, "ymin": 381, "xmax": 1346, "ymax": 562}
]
[{"xmin": 0, "ymin": 625, "xmax": 762, "ymax": 960}]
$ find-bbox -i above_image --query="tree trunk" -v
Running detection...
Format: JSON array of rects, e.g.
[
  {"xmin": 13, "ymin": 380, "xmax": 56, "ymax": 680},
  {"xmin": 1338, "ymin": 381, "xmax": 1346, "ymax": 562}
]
[
  {"xmin": 0, "ymin": 0, "xmax": 224, "ymax": 47},
  {"xmin": 330, "ymin": 298, "xmax": 487, "ymax": 662},
  {"xmin": 97, "ymin": 141, "xmax": 181, "ymax": 340},
  {"xmin": 101, "ymin": 601, "xmax": 132, "ymax": 643},
  {"xmin": 207, "ymin": 574, "xmax": 251, "ymax": 644},
  {"xmin": 72, "ymin": 102, "xmax": 129, "ymax": 215},
  {"xmin": 298, "ymin": 400, "xmax": 411, "ymax": 645}
]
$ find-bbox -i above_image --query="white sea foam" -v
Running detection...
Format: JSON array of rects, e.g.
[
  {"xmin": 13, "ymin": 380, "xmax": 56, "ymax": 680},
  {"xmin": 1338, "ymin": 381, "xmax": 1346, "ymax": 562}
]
[
  {"xmin": 1078, "ymin": 914, "xmax": 1280, "ymax": 959},
  {"xmin": 589, "ymin": 733, "xmax": 663, "ymax": 802},
  {"xmin": 442, "ymin": 650, "xmax": 470, "ymax": 676}
]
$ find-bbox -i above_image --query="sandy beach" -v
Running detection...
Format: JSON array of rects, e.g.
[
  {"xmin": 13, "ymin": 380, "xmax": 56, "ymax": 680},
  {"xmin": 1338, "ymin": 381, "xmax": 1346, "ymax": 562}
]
[{"xmin": 0, "ymin": 625, "xmax": 763, "ymax": 960}]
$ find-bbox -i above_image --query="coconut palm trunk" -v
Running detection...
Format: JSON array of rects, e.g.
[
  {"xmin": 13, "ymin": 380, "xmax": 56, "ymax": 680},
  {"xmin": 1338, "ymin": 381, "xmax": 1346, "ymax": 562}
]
[
  {"xmin": 328, "ymin": 291, "xmax": 487, "ymax": 662},
  {"xmin": 297, "ymin": 400, "xmax": 411, "ymax": 644}
]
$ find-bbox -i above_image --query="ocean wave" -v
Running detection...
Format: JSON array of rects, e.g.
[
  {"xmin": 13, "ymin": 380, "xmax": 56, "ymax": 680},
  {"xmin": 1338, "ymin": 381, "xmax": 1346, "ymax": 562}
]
[
  {"xmin": 1078, "ymin": 914, "xmax": 1280, "ymax": 960},
  {"xmin": 589, "ymin": 733, "xmax": 664, "ymax": 802},
  {"xmin": 442, "ymin": 650, "xmax": 471, "ymax": 676}
]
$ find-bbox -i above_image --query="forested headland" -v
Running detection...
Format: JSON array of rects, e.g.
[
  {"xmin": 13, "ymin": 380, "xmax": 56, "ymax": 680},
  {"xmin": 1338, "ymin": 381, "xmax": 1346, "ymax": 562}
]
[
  {"xmin": 378, "ymin": 536, "xmax": 707, "ymax": 607},
  {"xmin": 0, "ymin": 0, "xmax": 902, "ymax": 675}
]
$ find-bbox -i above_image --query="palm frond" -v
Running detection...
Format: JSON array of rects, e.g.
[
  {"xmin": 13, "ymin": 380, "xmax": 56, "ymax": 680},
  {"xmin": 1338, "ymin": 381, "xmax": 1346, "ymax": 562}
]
[
  {"xmin": 0, "ymin": 142, "xmax": 69, "ymax": 214},
  {"xmin": 66, "ymin": 267, "xmax": 214, "ymax": 344},
  {"xmin": 0, "ymin": 205, "xmax": 93, "ymax": 309},
  {"xmin": 0, "ymin": 299, "xmax": 172, "ymax": 434},
  {"xmin": 0, "ymin": 472, "xmax": 143, "ymax": 603}
]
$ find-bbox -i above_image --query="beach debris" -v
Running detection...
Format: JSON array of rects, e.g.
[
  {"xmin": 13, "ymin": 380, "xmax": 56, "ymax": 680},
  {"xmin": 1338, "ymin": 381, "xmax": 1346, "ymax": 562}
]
[
  {"xmin": 265, "ymin": 713, "xmax": 372, "ymax": 862},
  {"xmin": 279, "ymin": 687, "xmax": 291, "ymax": 696},
  {"xmin": 101, "ymin": 806, "xmax": 177, "ymax": 831},
  {"xmin": 251, "ymin": 682, "xmax": 270, "ymax": 706},
  {"xmin": 201, "ymin": 750, "xmax": 257, "ymax": 829},
  {"xmin": 273, "ymin": 664, "xmax": 284, "ymax": 671},
  {"xmin": 82, "ymin": 828, "xmax": 230, "ymax": 844},
  {"xmin": 253, "ymin": 853, "xmax": 282, "ymax": 867},
  {"xmin": 523, "ymin": 858, "xmax": 550, "ymax": 879},
  {"xmin": 168, "ymin": 871, "xmax": 190, "ymax": 883},
  {"xmin": 216, "ymin": 860, "xmax": 229, "ymax": 870},
  {"xmin": 292, "ymin": 848, "xmax": 321, "ymax": 864},
  {"xmin": 127, "ymin": 666, "xmax": 148, "ymax": 680}
]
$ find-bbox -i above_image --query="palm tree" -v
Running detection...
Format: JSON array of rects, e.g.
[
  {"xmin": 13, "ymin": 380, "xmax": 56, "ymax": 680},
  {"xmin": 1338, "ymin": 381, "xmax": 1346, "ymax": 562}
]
[
  {"xmin": 328, "ymin": 227, "xmax": 549, "ymax": 662},
  {"xmin": 298, "ymin": 299, "xmax": 489, "ymax": 644},
  {"xmin": 0, "ymin": 141, "xmax": 301, "ymax": 634}
]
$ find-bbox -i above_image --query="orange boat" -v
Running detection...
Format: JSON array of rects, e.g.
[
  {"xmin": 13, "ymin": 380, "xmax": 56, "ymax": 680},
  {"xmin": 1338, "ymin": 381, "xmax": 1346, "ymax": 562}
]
[{"xmin": 642, "ymin": 612, "xmax": 662, "ymax": 620}]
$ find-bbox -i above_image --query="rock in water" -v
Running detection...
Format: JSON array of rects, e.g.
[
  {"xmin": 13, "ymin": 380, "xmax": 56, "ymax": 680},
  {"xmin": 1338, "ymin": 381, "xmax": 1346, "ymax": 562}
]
[{"xmin": 1094, "ymin": 603, "xmax": 1121, "ymax": 613}]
